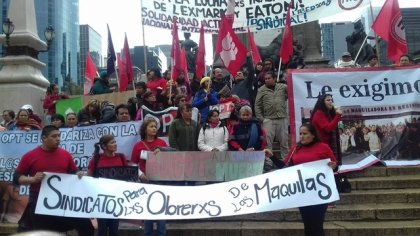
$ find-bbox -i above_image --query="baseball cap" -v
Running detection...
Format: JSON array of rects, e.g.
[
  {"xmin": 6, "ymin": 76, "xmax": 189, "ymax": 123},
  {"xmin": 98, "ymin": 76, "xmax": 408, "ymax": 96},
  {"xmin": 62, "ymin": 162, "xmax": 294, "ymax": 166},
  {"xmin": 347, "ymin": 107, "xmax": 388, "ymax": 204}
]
[{"xmin": 21, "ymin": 104, "xmax": 33, "ymax": 111}]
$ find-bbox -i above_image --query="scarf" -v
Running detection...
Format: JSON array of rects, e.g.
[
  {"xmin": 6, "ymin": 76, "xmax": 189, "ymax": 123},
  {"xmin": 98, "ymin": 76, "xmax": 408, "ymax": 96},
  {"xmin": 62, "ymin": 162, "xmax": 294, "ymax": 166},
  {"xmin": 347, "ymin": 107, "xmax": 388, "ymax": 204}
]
[{"xmin": 247, "ymin": 121, "xmax": 259, "ymax": 149}]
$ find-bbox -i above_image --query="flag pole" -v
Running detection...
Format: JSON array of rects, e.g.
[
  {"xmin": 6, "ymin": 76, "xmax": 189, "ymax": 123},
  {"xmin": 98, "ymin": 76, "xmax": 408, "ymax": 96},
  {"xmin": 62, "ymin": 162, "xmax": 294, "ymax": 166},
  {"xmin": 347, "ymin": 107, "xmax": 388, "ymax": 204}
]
[
  {"xmin": 140, "ymin": 0, "xmax": 148, "ymax": 74},
  {"xmin": 370, "ymin": 2, "xmax": 381, "ymax": 66},
  {"xmin": 276, "ymin": 57, "xmax": 282, "ymax": 82},
  {"xmin": 114, "ymin": 60, "xmax": 120, "ymax": 91},
  {"xmin": 353, "ymin": 31, "xmax": 370, "ymax": 65}
]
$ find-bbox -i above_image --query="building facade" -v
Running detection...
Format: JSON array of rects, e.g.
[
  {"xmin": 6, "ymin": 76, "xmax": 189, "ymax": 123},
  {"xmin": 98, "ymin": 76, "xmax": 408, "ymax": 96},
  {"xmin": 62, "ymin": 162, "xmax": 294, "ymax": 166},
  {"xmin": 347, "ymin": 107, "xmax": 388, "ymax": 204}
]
[
  {"xmin": 34, "ymin": 0, "xmax": 79, "ymax": 88},
  {"xmin": 132, "ymin": 46, "xmax": 163, "ymax": 73},
  {"xmin": 79, "ymin": 24, "xmax": 102, "ymax": 83},
  {"xmin": 320, "ymin": 22, "xmax": 353, "ymax": 65}
]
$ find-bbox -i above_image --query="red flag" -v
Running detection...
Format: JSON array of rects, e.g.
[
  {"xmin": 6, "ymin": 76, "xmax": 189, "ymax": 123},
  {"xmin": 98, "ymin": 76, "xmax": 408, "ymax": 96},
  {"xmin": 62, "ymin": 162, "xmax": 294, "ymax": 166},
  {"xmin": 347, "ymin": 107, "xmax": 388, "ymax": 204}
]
[
  {"xmin": 84, "ymin": 52, "xmax": 97, "ymax": 95},
  {"xmin": 279, "ymin": 5, "xmax": 293, "ymax": 64},
  {"xmin": 117, "ymin": 54, "xmax": 128, "ymax": 92},
  {"xmin": 372, "ymin": 0, "xmax": 408, "ymax": 63},
  {"xmin": 215, "ymin": 15, "xmax": 247, "ymax": 76},
  {"xmin": 247, "ymin": 28, "xmax": 261, "ymax": 66},
  {"xmin": 195, "ymin": 22, "xmax": 206, "ymax": 79},
  {"xmin": 123, "ymin": 34, "xmax": 134, "ymax": 83},
  {"xmin": 170, "ymin": 19, "xmax": 183, "ymax": 81},
  {"xmin": 181, "ymin": 48, "xmax": 189, "ymax": 82}
]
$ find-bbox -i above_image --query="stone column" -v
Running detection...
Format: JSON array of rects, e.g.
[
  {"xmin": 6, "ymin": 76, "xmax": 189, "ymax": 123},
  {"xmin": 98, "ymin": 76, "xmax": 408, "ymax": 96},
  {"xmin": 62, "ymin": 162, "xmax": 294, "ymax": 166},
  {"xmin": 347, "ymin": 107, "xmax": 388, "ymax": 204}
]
[
  {"xmin": 0, "ymin": 0, "xmax": 49, "ymax": 116},
  {"xmin": 293, "ymin": 21, "xmax": 329, "ymax": 68}
]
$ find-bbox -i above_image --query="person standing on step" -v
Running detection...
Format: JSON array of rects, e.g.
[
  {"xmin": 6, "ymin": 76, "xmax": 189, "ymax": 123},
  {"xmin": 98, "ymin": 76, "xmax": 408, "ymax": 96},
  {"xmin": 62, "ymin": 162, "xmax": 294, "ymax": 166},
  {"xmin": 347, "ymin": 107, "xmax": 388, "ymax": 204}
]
[
  {"xmin": 283, "ymin": 123, "xmax": 337, "ymax": 236},
  {"xmin": 13, "ymin": 125, "xmax": 94, "ymax": 235},
  {"xmin": 85, "ymin": 134, "xmax": 128, "ymax": 236}
]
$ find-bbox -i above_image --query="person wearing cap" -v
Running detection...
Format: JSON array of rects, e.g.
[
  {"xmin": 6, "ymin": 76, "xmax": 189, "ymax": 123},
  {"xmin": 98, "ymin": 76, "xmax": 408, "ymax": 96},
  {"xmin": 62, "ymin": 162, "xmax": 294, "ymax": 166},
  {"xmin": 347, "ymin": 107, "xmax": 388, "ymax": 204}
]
[
  {"xmin": 91, "ymin": 71, "xmax": 115, "ymax": 95},
  {"xmin": 334, "ymin": 52, "xmax": 360, "ymax": 68},
  {"xmin": 192, "ymin": 76, "xmax": 218, "ymax": 124},
  {"xmin": 21, "ymin": 104, "xmax": 43, "ymax": 127}
]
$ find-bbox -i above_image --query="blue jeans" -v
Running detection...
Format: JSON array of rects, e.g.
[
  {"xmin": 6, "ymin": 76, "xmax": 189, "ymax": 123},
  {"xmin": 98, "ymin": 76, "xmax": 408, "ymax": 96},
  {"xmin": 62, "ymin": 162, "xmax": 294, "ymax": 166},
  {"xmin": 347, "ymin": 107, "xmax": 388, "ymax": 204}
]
[
  {"xmin": 97, "ymin": 218, "xmax": 119, "ymax": 236},
  {"xmin": 144, "ymin": 220, "xmax": 166, "ymax": 236}
]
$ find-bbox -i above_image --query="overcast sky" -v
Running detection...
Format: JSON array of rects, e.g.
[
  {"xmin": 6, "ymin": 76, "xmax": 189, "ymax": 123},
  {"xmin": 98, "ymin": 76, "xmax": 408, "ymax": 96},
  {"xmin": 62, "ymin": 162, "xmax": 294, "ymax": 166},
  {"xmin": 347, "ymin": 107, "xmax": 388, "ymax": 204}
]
[{"xmin": 79, "ymin": 0, "xmax": 420, "ymax": 63}]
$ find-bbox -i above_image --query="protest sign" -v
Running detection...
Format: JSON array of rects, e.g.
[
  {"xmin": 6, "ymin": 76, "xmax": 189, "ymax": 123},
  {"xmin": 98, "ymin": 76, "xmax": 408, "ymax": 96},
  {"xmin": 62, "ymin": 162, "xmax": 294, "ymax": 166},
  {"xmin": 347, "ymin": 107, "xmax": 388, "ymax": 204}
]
[
  {"xmin": 287, "ymin": 66, "xmax": 420, "ymax": 165},
  {"xmin": 140, "ymin": 106, "xmax": 178, "ymax": 136},
  {"xmin": 36, "ymin": 159, "xmax": 339, "ymax": 220},
  {"xmin": 55, "ymin": 97, "xmax": 83, "ymax": 117},
  {"xmin": 141, "ymin": 0, "xmax": 370, "ymax": 33},
  {"xmin": 95, "ymin": 166, "xmax": 139, "ymax": 182},
  {"xmin": 145, "ymin": 151, "xmax": 264, "ymax": 181},
  {"xmin": 209, "ymin": 101, "xmax": 234, "ymax": 120},
  {"xmin": 0, "ymin": 122, "xmax": 140, "ymax": 223}
]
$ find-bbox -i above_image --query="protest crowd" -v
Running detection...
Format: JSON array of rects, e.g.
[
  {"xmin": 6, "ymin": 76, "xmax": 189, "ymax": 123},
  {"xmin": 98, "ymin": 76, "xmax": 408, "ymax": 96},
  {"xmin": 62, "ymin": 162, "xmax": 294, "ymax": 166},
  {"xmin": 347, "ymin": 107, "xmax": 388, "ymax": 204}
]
[
  {"xmin": 1, "ymin": 50, "xmax": 417, "ymax": 236},
  {"xmin": 1, "ymin": 0, "xmax": 419, "ymax": 234}
]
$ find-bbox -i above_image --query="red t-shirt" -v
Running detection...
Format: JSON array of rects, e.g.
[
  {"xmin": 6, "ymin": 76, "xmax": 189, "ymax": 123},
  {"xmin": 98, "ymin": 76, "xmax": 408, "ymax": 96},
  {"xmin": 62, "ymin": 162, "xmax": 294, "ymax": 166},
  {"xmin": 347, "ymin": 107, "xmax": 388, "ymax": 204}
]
[
  {"xmin": 15, "ymin": 146, "xmax": 78, "ymax": 193},
  {"xmin": 87, "ymin": 153, "xmax": 128, "ymax": 171},
  {"xmin": 146, "ymin": 78, "xmax": 167, "ymax": 95},
  {"xmin": 283, "ymin": 142, "xmax": 337, "ymax": 166},
  {"xmin": 130, "ymin": 138, "xmax": 167, "ymax": 174}
]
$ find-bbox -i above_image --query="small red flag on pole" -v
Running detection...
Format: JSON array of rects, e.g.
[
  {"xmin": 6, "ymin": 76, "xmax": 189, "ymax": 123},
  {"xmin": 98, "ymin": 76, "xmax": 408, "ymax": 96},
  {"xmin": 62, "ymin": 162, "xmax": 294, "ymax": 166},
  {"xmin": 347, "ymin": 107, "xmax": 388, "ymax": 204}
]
[
  {"xmin": 195, "ymin": 22, "xmax": 206, "ymax": 79},
  {"xmin": 247, "ymin": 28, "xmax": 262, "ymax": 66},
  {"xmin": 372, "ymin": 0, "xmax": 408, "ymax": 63},
  {"xmin": 84, "ymin": 52, "xmax": 97, "ymax": 95},
  {"xmin": 279, "ymin": 5, "xmax": 293, "ymax": 65}
]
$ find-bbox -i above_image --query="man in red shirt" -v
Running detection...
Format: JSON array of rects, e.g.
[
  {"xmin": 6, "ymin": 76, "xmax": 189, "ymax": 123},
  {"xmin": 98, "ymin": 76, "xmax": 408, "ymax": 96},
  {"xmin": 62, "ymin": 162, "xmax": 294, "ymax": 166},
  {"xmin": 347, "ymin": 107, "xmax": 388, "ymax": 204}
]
[{"xmin": 13, "ymin": 125, "xmax": 94, "ymax": 235}]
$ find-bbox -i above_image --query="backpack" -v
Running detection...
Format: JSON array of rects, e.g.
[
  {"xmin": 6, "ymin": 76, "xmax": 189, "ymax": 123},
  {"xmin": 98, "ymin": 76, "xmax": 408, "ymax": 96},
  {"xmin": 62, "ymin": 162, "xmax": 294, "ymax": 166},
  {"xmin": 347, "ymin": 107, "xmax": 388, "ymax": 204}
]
[{"xmin": 98, "ymin": 101, "xmax": 116, "ymax": 123}]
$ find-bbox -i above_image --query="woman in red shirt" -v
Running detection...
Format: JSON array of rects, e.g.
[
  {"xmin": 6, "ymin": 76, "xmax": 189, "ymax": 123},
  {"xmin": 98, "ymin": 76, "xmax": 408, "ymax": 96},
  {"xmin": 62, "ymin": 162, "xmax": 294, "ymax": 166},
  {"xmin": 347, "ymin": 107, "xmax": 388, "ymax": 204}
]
[
  {"xmin": 130, "ymin": 118, "xmax": 168, "ymax": 236},
  {"xmin": 87, "ymin": 135, "xmax": 128, "ymax": 236},
  {"xmin": 310, "ymin": 94, "xmax": 343, "ymax": 164},
  {"xmin": 43, "ymin": 84, "xmax": 69, "ymax": 117},
  {"xmin": 283, "ymin": 123, "xmax": 337, "ymax": 236}
]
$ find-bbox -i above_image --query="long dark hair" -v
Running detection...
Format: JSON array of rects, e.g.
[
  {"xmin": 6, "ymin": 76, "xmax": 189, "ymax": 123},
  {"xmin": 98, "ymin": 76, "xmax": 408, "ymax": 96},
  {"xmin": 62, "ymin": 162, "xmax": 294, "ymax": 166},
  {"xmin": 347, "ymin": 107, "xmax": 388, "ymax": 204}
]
[
  {"xmin": 310, "ymin": 93, "xmax": 335, "ymax": 121},
  {"xmin": 46, "ymin": 84, "xmax": 57, "ymax": 95},
  {"xmin": 93, "ymin": 135, "xmax": 115, "ymax": 165},
  {"xmin": 297, "ymin": 123, "xmax": 320, "ymax": 149}
]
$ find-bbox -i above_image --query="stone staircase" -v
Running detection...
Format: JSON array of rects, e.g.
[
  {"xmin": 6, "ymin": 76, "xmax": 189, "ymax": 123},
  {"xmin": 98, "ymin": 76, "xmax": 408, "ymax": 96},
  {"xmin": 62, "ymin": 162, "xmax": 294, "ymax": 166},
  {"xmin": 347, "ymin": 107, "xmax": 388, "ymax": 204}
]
[{"xmin": 1, "ymin": 165, "xmax": 419, "ymax": 235}]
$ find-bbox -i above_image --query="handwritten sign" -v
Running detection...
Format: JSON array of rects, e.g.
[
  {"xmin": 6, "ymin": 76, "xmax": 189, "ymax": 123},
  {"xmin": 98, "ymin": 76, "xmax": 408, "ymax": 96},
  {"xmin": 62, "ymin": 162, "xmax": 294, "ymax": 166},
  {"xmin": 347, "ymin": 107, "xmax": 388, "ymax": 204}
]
[
  {"xmin": 209, "ymin": 101, "xmax": 234, "ymax": 120},
  {"xmin": 140, "ymin": 0, "xmax": 370, "ymax": 33},
  {"xmin": 96, "ymin": 166, "xmax": 139, "ymax": 182},
  {"xmin": 36, "ymin": 159, "xmax": 339, "ymax": 220},
  {"xmin": 145, "ymin": 151, "xmax": 265, "ymax": 181}
]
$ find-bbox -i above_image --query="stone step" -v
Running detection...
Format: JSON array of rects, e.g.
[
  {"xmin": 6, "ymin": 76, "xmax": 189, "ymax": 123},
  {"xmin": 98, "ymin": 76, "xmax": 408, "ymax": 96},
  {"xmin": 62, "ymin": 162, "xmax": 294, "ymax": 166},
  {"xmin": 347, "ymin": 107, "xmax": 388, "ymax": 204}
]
[
  {"xmin": 338, "ymin": 188, "xmax": 420, "ymax": 205},
  {"xmin": 201, "ymin": 203, "xmax": 420, "ymax": 222},
  {"xmin": 2, "ymin": 220, "xmax": 420, "ymax": 236},
  {"xmin": 349, "ymin": 175, "xmax": 420, "ymax": 190},
  {"xmin": 345, "ymin": 166, "xmax": 420, "ymax": 178}
]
